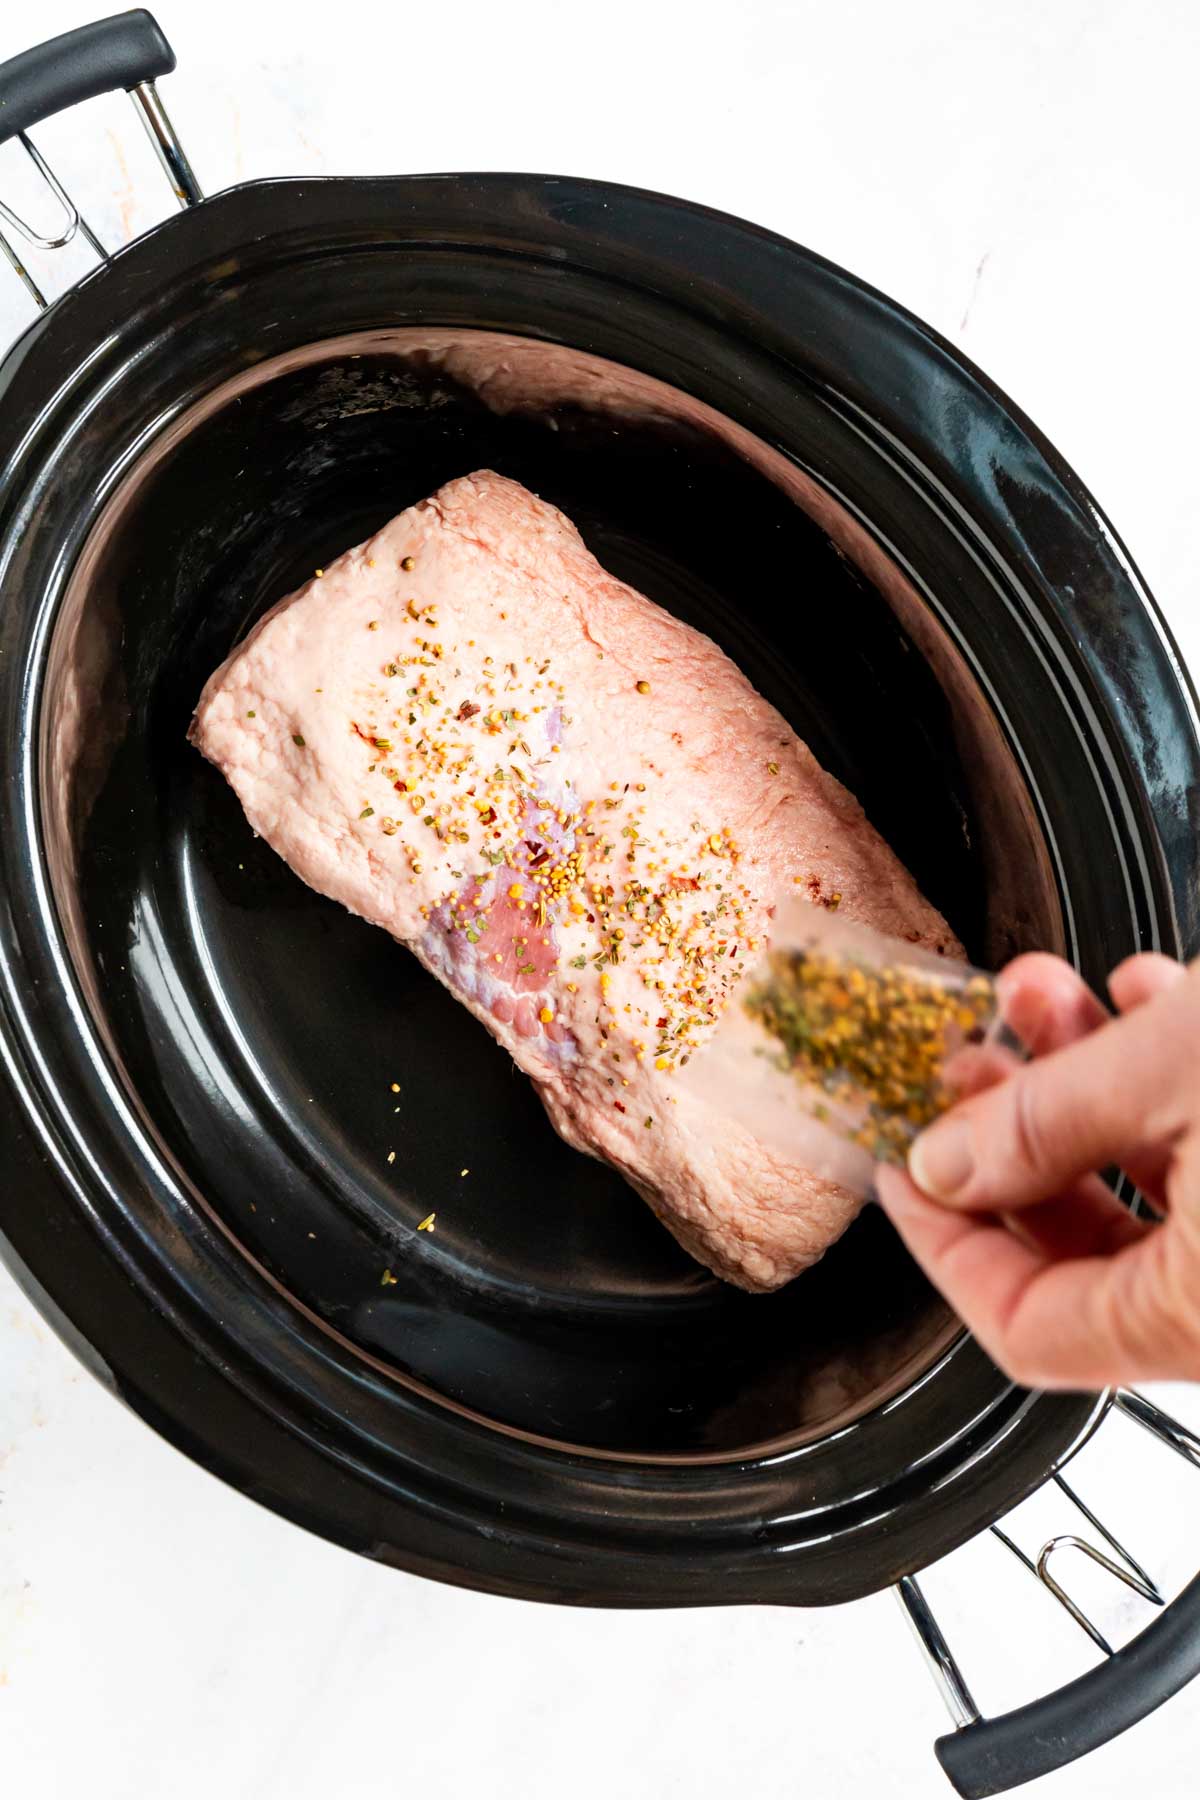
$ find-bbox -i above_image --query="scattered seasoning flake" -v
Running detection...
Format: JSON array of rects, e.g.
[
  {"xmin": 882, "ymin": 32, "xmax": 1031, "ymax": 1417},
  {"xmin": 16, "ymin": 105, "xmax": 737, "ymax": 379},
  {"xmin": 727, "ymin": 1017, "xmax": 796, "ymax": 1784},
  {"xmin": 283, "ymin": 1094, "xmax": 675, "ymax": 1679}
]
[
  {"xmin": 359, "ymin": 805, "xmax": 375, "ymax": 819},
  {"xmin": 460, "ymin": 1168, "xmax": 469, "ymax": 1177},
  {"xmin": 538, "ymin": 1006, "xmax": 554, "ymax": 1024},
  {"xmin": 644, "ymin": 1116, "xmax": 654, "ymax": 1128},
  {"xmin": 292, "ymin": 733, "xmax": 306, "ymax": 747},
  {"xmin": 417, "ymin": 1212, "xmax": 436, "ymax": 1232},
  {"xmin": 767, "ymin": 761, "xmax": 779, "ymax": 775},
  {"xmin": 387, "ymin": 1150, "xmax": 396, "ymax": 1164},
  {"xmin": 390, "ymin": 1082, "xmax": 401, "ymax": 1093},
  {"xmin": 314, "ymin": 568, "xmax": 324, "ymax": 578},
  {"xmin": 636, "ymin": 679, "xmax": 651, "ymax": 695},
  {"xmin": 401, "ymin": 555, "xmax": 415, "ymax": 571},
  {"xmin": 246, "ymin": 709, "xmax": 256, "ymax": 718},
  {"xmin": 381, "ymin": 1268, "xmax": 397, "ymax": 1286}
]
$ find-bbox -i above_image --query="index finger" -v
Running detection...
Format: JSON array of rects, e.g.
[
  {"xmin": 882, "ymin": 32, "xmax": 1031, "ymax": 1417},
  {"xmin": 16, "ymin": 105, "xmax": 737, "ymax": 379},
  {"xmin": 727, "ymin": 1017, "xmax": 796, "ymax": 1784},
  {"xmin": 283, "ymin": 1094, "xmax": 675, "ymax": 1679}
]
[{"xmin": 876, "ymin": 1164, "xmax": 1185, "ymax": 1389}]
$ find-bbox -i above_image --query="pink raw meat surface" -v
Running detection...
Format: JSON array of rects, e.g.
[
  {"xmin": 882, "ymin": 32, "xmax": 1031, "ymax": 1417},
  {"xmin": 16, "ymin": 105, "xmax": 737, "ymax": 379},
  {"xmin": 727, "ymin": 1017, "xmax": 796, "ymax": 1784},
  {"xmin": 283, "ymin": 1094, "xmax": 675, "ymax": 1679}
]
[{"xmin": 191, "ymin": 471, "xmax": 956, "ymax": 1290}]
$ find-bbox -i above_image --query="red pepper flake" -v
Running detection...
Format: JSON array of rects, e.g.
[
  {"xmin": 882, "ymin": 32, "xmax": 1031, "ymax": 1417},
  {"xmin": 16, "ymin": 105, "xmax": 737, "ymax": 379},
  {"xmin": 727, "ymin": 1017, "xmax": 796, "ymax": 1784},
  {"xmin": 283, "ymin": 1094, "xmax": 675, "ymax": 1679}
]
[
  {"xmin": 613, "ymin": 1100, "xmax": 626, "ymax": 1113},
  {"xmin": 656, "ymin": 1017, "xmax": 668, "ymax": 1028},
  {"xmin": 457, "ymin": 699, "xmax": 480, "ymax": 720}
]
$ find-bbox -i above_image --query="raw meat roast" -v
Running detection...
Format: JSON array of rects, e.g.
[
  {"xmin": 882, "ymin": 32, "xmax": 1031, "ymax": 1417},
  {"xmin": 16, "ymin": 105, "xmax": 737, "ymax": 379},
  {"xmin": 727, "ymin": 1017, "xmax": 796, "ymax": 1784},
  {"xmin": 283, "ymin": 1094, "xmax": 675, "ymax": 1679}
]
[{"xmin": 192, "ymin": 472, "xmax": 953, "ymax": 1289}]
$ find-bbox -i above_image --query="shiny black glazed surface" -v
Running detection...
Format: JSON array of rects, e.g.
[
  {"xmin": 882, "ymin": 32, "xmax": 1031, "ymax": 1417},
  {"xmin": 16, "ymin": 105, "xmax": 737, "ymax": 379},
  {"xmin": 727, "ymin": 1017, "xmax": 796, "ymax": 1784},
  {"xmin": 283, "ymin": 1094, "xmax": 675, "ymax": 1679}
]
[{"xmin": 0, "ymin": 174, "xmax": 1195, "ymax": 1604}]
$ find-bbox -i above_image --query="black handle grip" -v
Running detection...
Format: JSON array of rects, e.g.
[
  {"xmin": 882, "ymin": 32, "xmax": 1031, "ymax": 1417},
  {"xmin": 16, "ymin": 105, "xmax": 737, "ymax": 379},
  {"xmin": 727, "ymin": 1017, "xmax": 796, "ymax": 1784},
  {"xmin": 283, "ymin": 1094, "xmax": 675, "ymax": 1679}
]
[
  {"xmin": 936, "ymin": 1569, "xmax": 1200, "ymax": 1796},
  {"xmin": 0, "ymin": 9, "xmax": 174, "ymax": 148}
]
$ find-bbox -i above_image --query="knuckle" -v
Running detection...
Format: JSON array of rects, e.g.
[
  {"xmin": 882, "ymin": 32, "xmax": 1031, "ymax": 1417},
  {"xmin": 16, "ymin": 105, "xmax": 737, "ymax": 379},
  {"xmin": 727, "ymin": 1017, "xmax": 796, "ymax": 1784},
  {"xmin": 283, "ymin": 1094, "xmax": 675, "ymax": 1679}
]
[
  {"xmin": 1098, "ymin": 1232, "xmax": 1195, "ymax": 1371},
  {"xmin": 1162, "ymin": 1227, "xmax": 1200, "ymax": 1358}
]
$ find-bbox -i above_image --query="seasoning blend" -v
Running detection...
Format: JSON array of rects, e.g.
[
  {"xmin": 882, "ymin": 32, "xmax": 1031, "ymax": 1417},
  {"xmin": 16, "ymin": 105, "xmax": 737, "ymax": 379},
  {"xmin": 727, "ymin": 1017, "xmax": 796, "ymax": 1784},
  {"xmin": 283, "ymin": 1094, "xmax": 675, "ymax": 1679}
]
[{"xmin": 688, "ymin": 901, "xmax": 1021, "ymax": 1193}]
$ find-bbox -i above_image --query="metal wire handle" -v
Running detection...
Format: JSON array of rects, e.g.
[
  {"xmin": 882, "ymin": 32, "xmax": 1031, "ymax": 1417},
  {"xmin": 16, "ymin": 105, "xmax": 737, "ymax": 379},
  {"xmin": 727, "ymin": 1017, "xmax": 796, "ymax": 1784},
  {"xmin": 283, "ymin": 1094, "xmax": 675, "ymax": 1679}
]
[
  {"xmin": 0, "ymin": 9, "xmax": 201, "ymax": 308},
  {"xmin": 897, "ymin": 1389, "xmax": 1200, "ymax": 1796}
]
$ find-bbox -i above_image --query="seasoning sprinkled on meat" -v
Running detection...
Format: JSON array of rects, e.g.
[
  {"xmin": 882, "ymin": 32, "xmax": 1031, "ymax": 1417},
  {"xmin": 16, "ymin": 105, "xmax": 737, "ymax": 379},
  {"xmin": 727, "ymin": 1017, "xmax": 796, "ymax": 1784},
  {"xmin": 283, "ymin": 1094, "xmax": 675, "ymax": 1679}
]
[{"xmin": 190, "ymin": 472, "xmax": 956, "ymax": 1290}]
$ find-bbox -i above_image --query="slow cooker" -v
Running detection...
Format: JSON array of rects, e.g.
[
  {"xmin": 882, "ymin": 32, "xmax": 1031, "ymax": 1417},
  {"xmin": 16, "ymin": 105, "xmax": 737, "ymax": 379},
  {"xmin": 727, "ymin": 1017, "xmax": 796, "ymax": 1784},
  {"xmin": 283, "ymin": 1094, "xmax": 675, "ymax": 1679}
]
[{"xmin": 2, "ymin": 13, "xmax": 1200, "ymax": 1795}]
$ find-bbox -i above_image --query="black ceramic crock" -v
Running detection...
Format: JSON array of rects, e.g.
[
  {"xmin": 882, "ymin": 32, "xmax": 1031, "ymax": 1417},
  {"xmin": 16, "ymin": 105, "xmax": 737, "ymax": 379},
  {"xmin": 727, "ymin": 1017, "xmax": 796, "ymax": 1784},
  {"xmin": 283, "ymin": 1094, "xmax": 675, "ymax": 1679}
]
[{"xmin": 2, "ymin": 14, "xmax": 1200, "ymax": 1796}]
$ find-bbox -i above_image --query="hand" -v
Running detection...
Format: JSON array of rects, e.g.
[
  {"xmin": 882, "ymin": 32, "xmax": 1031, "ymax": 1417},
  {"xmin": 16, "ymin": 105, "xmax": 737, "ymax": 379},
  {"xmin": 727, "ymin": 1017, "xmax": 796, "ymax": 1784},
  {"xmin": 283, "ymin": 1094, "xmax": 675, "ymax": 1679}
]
[{"xmin": 876, "ymin": 951, "xmax": 1200, "ymax": 1390}]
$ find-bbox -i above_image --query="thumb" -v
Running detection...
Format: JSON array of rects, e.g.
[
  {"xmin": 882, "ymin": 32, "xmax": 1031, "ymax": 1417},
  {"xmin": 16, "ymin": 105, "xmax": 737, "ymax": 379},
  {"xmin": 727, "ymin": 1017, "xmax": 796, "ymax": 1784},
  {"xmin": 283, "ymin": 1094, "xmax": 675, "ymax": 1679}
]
[{"xmin": 908, "ymin": 966, "xmax": 1200, "ymax": 1212}]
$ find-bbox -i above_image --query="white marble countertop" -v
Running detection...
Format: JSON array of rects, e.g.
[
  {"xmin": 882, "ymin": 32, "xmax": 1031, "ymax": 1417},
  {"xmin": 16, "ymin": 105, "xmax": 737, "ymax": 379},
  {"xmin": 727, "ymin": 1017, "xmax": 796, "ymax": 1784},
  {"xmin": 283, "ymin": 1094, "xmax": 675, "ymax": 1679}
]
[{"xmin": 2, "ymin": 3, "xmax": 1199, "ymax": 1795}]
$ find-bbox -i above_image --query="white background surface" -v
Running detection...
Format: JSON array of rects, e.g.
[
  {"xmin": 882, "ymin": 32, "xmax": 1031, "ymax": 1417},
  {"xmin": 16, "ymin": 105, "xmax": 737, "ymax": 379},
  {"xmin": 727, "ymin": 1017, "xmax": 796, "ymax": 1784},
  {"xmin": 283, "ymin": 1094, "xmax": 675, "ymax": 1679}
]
[{"xmin": 2, "ymin": 3, "xmax": 1199, "ymax": 1795}]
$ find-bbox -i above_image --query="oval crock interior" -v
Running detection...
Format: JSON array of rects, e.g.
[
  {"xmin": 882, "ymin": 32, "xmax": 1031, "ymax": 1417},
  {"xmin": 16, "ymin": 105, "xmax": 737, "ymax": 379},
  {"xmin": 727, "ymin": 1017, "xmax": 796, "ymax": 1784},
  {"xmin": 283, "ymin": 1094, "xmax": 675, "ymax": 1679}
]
[{"xmin": 38, "ymin": 329, "xmax": 1064, "ymax": 1462}]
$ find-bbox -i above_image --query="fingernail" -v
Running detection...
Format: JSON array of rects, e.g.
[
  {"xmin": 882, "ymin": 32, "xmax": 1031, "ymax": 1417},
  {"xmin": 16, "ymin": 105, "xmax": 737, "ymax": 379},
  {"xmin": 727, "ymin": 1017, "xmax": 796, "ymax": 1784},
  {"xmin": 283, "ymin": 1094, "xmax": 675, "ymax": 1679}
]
[{"xmin": 909, "ymin": 1116, "xmax": 975, "ymax": 1200}]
